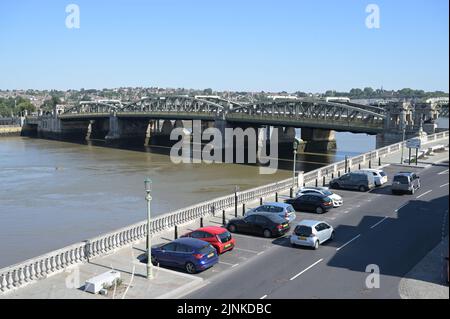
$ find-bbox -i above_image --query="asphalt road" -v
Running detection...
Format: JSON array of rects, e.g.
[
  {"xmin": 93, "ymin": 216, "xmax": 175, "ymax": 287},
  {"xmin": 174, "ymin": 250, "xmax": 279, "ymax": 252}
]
[{"xmin": 185, "ymin": 160, "xmax": 450, "ymax": 299}]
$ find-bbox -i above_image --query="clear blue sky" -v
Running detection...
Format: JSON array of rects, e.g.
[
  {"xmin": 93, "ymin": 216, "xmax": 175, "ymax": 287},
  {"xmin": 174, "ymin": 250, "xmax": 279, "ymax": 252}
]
[{"xmin": 0, "ymin": 0, "xmax": 448, "ymax": 92}]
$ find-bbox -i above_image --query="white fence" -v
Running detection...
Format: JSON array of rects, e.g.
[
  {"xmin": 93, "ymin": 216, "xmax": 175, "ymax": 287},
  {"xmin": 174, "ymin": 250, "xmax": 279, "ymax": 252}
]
[{"xmin": 1, "ymin": 130, "xmax": 448, "ymax": 293}]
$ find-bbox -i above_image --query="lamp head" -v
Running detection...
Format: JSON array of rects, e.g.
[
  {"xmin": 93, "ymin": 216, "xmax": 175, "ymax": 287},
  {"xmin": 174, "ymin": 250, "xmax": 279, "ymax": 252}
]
[{"xmin": 144, "ymin": 178, "xmax": 152, "ymax": 193}]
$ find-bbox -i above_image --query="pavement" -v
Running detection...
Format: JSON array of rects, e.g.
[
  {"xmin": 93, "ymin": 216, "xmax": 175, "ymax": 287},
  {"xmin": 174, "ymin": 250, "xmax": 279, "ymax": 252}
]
[
  {"xmin": 399, "ymin": 235, "xmax": 449, "ymax": 299},
  {"xmin": 2, "ymin": 137, "xmax": 448, "ymax": 299}
]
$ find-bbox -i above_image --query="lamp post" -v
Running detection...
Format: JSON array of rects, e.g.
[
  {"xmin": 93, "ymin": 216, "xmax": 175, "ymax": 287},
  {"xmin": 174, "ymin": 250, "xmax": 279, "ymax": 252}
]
[
  {"xmin": 292, "ymin": 139, "xmax": 298, "ymax": 188},
  {"xmin": 234, "ymin": 185, "xmax": 240, "ymax": 217},
  {"xmin": 144, "ymin": 178, "xmax": 154, "ymax": 280},
  {"xmin": 400, "ymin": 126, "xmax": 406, "ymax": 164}
]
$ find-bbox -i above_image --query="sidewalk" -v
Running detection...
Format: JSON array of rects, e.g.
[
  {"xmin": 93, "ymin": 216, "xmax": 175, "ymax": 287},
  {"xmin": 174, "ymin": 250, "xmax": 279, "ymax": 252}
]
[{"xmin": 399, "ymin": 236, "xmax": 449, "ymax": 299}]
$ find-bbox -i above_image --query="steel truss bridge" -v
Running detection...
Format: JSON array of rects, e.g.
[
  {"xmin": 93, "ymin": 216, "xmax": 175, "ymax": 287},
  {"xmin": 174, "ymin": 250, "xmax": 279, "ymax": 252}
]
[{"xmin": 58, "ymin": 96, "xmax": 392, "ymax": 134}]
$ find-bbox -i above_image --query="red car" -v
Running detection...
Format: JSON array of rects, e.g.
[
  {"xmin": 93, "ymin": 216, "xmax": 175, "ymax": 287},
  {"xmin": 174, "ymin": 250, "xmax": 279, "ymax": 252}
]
[{"xmin": 181, "ymin": 226, "xmax": 235, "ymax": 254}]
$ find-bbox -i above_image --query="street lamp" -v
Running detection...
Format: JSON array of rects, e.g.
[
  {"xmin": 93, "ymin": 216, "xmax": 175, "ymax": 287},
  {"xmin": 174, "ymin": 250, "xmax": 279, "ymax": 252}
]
[
  {"xmin": 144, "ymin": 178, "xmax": 154, "ymax": 280},
  {"xmin": 400, "ymin": 126, "xmax": 406, "ymax": 164},
  {"xmin": 292, "ymin": 139, "xmax": 298, "ymax": 188}
]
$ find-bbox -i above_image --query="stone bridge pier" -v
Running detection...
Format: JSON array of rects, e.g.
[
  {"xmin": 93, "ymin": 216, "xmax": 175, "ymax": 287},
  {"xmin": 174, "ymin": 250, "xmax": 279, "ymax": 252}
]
[{"xmin": 300, "ymin": 128, "xmax": 337, "ymax": 153}]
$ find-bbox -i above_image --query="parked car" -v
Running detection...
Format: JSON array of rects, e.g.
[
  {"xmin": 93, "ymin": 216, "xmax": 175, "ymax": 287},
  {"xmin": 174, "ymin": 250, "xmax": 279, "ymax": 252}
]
[
  {"xmin": 181, "ymin": 226, "xmax": 235, "ymax": 254},
  {"xmin": 150, "ymin": 238, "xmax": 218, "ymax": 274},
  {"xmin": 226, "ymin": 212, "xmax": 290, "ymax": 238},
  {"xmin": 391, "ymin": 172, "xmax": 421, "ymax": 194},
  {"xmin": 245, "ymin": 202, "xmax": 296, "ymax": 222},
  {"xmin": 329, "ymin": 171, "xmax": 375, "ymax": 192},
  {"xmin": 285, "ymin": 193, "xmax": 333, "ymax": 214},
  {"xmin": 360, "ymin": 169, "xmax": 388, "ymax": 186},
  {"xmin": 296, "ymin": 186, "xmax": 343, "ymax": 207},
  {"xmin": 290, "ymin": 220, "xmax": 335, "ymax": 249}
]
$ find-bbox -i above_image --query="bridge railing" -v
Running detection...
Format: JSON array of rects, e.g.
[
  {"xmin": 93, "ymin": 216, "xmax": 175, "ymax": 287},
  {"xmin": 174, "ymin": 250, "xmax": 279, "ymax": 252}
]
[{"xmin": 1, "ymin": 130, "xmax": 448, "ymax": 293}]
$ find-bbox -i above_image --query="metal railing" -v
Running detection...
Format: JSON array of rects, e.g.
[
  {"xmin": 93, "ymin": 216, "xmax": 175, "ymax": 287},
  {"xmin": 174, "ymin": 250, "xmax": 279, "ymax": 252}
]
[{"xmin": 0, "ymin": 130, "xmax": 448, "ymax": 293}]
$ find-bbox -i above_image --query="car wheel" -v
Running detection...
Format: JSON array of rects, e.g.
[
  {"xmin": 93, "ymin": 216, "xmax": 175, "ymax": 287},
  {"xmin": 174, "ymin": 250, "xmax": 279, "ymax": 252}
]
[
  {"xmin": 316, "ymin": 206, "xmax": 324, "ymax": 214},
  {"xmin": 228, "ymin": 224, "xmax": 237, "ymax": 233},
  {"xmin": 410, "ymin": 187, "xmax": 415, "ymax": 195},
  {"xmin": 151, "ymin": 255, "xmax": 158, "ymax": 266},
  {"xmin": 331, "ymin": 182, "xmax": 339, "ymax": 189},
  {"xmin": 185, "ymin": 262, "xmax": 197, "ymax": 274},
  {"xmin": 263, "ymin": 229, "xmax": 272, "ymax": 238},
  {"xmin": 290, "ymin": 242, "xmax": 296, "ymax": 248},
  {"xmin": 313, "ymin": 240, "xmax": 319, "ymax": 250},
  {"xmin": 359, "ymin": 185, "xmax": 366, "ymax": 192},
  {"xmin": 330, "ymin": 231, "xmax": 335, "ymax": 241}
]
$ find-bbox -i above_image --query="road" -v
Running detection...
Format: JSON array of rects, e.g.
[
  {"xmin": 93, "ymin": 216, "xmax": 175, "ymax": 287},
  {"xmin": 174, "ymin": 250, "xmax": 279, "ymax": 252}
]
[{"xmin": 186, "ymin": 160, "xmax": 449, "ymax": 299}]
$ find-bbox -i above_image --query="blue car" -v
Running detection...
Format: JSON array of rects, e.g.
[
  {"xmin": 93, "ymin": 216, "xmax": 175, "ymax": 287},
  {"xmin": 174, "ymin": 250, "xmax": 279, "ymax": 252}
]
[{"xmin": 151, "ymin": 237, "xmax": 219, "ymax": 274}]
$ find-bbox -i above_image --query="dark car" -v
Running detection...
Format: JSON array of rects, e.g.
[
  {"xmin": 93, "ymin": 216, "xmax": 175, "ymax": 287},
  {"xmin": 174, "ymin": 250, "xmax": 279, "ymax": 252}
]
[
  {"xmin": 329, "ymin": 171, "xmax": 375, "ymax": 192},
  {"xmin": 150, "ymin": 238, "xmax": 218, "ymax": 274},
  {"xmin": 285, "ymin": 193, "xmax": 333, "ymax": 214},
  {"xmin": 226, "ymin": 212, "xmax": 290, "ymax": 238}
]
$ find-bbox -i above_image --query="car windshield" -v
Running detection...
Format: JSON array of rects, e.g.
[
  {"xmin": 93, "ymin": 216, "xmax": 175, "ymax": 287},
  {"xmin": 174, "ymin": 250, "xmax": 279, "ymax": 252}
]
[
  {"xmin": 295, "ymin": 225, "xmax": 312, "ymax": 236},
  {"xmin": 323, "ymin": 196, "xmax": 332, "ymax": 202},
  {"xmin": 379, "ymin": 171, "xmax": 386, "ymax": 177},
  {"xmin": 286, "ymin": 206, "xmax": 295, "ymax": 213},
  {"xmin": 218, "ymin": 231, "xmax": 232, "ymax": 243},
  {"xmin": 322, "ymin": 190, "xmax": 333, "ymax": 196},
  {"xmin": 393, "ymin": 175, "xmax": 409, "ymax": 184}
]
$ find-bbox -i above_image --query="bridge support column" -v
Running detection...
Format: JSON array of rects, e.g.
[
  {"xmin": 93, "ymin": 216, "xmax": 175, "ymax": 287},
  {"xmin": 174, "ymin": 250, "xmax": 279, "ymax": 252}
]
[
  {"xmin": 105, "ymin": 115, "xmax": 120, "ymax": 141},
  {"xmin": 300, "ymin": 128, "xmax": 336, "ymax": 152}
]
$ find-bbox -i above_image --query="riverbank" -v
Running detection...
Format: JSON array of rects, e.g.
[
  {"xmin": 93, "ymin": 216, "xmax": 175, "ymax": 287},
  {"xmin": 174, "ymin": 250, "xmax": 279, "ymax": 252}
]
[{"xmin": 0, "ymin": 125, "xmax": 21, "ymax": 136}]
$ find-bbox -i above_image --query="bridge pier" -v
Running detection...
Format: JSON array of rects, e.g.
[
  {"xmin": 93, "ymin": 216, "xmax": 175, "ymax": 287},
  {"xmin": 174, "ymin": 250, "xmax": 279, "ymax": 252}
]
[{"xmin": 300, "ymin": 128, "xmax": 336, "ymax": 153}]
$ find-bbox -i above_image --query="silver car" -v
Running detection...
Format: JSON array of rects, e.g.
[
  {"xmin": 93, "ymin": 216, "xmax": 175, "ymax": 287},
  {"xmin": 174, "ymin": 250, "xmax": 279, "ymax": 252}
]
[
  {"xmin": 391, "ymin": 172, "xmax": 420, "ymax": 194},
  {"xmin": 290, "ymin": 220, "xmax": 334, "ymax": 249},
  {"xmin": 245, "ymin": 202, "xmax": 296, "ymax": 223}
]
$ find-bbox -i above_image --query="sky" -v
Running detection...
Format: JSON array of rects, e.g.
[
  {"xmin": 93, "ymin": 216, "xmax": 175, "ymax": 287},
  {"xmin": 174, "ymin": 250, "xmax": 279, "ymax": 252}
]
[{"xmin": 0, "ymin": 0, "xmax": 448, "ymax": 92}]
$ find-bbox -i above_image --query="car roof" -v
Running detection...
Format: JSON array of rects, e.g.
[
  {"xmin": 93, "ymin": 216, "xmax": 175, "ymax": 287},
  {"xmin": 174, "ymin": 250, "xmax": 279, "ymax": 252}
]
[
  {"xmin": 298, "ymin": 193, "xmax": 327, "ymax": 198},
  {"xmin": 262, "ymin": 202, "xmax": 292, "ymax": 208},
  {"xmin": 196, "ymin": 226, "xmax": 227, "ymax": 235},
  {"xmin": 360, "ymin": 168, "xmax": 382, "ymax": 173},
  {"xmin": 173, "ymin": 237, "xmax": 209, "ymax": 248},
  {"xmin": 251, "ymin": 212, "xmax": 286, "ymax": 223},
  {"xmin": 395, "ymin": 172, "xmax": 414, "ymax": 176},
  {"xmin": 296, "ymin": 220, "xmax": 324, "ymax": 227},
  {"xmin": 299, "ymin": 187, "xmax": 329, "ymax": 191}
]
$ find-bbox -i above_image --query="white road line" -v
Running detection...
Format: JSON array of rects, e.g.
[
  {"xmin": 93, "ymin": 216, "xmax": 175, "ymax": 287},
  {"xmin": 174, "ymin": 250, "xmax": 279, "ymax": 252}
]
[
  {"xmin": 289, "ymin": 259, "xmax": 323, "ymax": 281},
  {"xmin": 260, "ymin": 295, "xmax": 268, "ymax": 299},
  {"xmin": 231, "ymin": 233, "xmax": 272, "ymax": 241},
  {"xmin": 231, "ymin": 263, "xmax": 239, "ymax": 268},
  {"xmin": 370, "ymin": 216, "xmax": 388, "ymax": 229},
  {"xmin": 336, "ymin": 234, "xmax": 361, "ymax": 251},
  {"xmin": 257, "ymin": 251, "xmax": 265, "ymax": 255},
  {"xmin": 219, "ymin": 261, "xmax": 237, "ymax": 267},
  {"xmin": 440, "ymin": 183, "xmax": 449, "ymax": 188},
  {"xmin": 233, "ymin": 247, "xmax": 259, "ymax": 254},
  {"xmin": 438, "ymin": 169, "xmax": 449, "ymax": 175},
  {"xmin": 416, "ymin": 190, "xmax": 432, "ymax": 199}
]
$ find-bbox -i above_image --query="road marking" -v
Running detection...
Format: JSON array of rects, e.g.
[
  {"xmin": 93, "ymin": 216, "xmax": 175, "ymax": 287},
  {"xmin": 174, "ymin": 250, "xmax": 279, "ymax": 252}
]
[
  {"xmin": 395, "ymin": 203, "xmax": 408, "ymax": 212},
  {"xmin": 336, "ymin": 234, "xmax": 361, "ymax": 251},
  {"xmin": 231, "ymin": 263, "xmax": 239, "ymax": 268},
  {"xmin": 257, "ymin": 251, "xmax": 265, "ymax": 255},
  {"xmin": 219, "ymin": 261, "xmax": 238, "ymax": 267},
  {"xmin": 438, "ymin": 169, "xmax": 449, "ymax": 175},
  {"xmin": 289, "ymin": 259, "xmax": 323, "ymax": 281},
  {"xmin": 234, "ymin": 247, "xmax": 259, "ymax": 254},
  {"xmin": 440, "ymin": 183, "xmax": 449, "ymax": 188},
  {"xmin": 370, "ymin": 216, "xmax": 388, "ymax": 229},
  {"xmin": 416, "ymin": 190, "xmax": 432, "ymax": 199},
  {"xmin": 231, "ymin": 233, "xmax": 272, "ymax": 241},
  {"xmin": 260, "ymin": 295, "xmax": 268, "ymax": 299}
]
